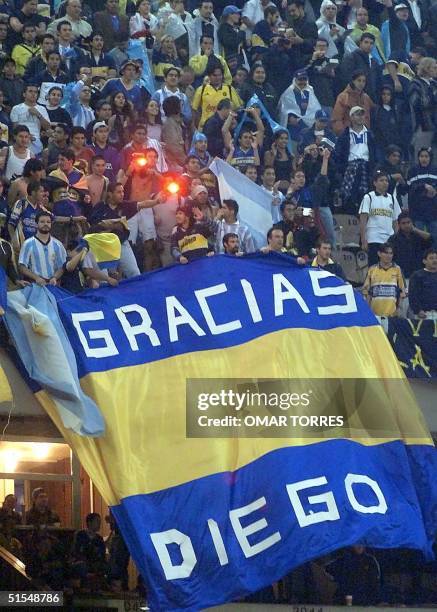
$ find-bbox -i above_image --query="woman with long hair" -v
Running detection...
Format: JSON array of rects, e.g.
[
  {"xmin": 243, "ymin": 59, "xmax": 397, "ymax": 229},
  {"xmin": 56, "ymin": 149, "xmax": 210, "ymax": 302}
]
[
  {"xmin": 264, "ymin": 129, "xmax": 294, "ymax": 187},
  {"xmin": 331, "ymin": 70, "xmax": 374, "ymax": 135},
  {"xmin": 100, "ymin": 60, "xmax": 146, "ymax": 114},
  {"xmin": 240, "ymin": 62, "xmax": 278, "ymax": 118},
  {"xmin": 141, "ymin": 98, "xmax": 162, "ymax": 141},
  {"xmin": 108, "ymin": 91, "xmax": 136, "ymax": 149}
]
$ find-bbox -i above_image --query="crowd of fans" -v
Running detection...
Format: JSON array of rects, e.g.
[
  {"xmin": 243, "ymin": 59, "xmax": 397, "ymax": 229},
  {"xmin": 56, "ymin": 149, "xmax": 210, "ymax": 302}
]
[
  {"xmin": 0, "ymin": 0, "xmax": 434, "ymax": 604},
  {"xmin": 0, "ymin": 0, "xmax": 431, "ymax": 318},
  {"xmin": 0, "ymin": 490, "xmax": 131, "ymax": 594}
]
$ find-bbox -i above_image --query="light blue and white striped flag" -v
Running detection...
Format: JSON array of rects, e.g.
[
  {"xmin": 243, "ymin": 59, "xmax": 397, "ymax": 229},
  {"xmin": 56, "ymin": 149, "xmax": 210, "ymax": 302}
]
[{"xmin": 210, "ymin": 158, "xmax": 276, "ymax": 250}]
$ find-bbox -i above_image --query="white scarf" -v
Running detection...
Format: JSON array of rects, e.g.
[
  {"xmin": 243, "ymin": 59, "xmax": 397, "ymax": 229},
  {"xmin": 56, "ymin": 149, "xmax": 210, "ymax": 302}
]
[{"xmin": 278, "ymin": 81, "xmax": 322, "ymax": 128}]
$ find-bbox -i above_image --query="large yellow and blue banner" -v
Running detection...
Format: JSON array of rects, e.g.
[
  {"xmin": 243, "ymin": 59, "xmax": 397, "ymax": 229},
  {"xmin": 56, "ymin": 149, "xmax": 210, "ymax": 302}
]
[{"xmin": 4, "ymin": 253, "xmax": 437, "ymax": 611}]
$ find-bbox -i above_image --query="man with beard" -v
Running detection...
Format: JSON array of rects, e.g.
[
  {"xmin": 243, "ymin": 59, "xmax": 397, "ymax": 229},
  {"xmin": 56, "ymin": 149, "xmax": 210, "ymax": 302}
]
[
  {"xmin": 223, "ymin": 232, "xmax": 243, "ymax": 255},
  {"xmin": 18, "ymin": 211, "xmax": 66, "ymax": 285}
]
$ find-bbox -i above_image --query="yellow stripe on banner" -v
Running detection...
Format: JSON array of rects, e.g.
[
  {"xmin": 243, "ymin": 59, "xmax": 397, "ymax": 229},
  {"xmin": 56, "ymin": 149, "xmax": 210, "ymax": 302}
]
[
  {"xmin": 36, "ymin": 326, "xmax": 433, "ymax": 506},
  {"xmin": 0, "ymin": 366, "xmax": 12, "ymax": 404}
]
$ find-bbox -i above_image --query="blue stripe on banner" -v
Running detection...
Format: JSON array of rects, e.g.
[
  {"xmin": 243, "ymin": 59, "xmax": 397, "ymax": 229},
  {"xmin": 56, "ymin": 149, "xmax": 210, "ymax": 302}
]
[
  {"xmin": 48, "ymin": 253, "xmax": 377, "ymax": 377},
  {"xmin": 97, "ymin": 259, "xmax": 119, "ymax": 270},
  {"xmin": 111, "ymin": 439, "xmax": 437, "ymax": 612}
]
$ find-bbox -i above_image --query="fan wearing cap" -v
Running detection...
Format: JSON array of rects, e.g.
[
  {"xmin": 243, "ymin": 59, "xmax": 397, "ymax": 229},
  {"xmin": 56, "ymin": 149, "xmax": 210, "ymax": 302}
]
[
  {"xmin": 86, "ymin": 122, "xmax": 121, "ymax": 184},
  {"xmin": 278, "ymin": 70, "xmax": 322, "ymax": 149},
  {"xmin": 335, "ymin": 105, "xmax": 377, "ymax": 211},
  {"xmin": 171, "ymin": 203, "xmax": 214, "ymax": 264},
  {"xmin": 188, "ymin": 132, "xmax": 212, "ymax": 168},
  {"xmin": 185, "ymin": 182, "xmax": 217, "ymax": 222},
  {"xmin": 218, "ymin": 6, "xmax": 246, "ymax": 71},
  {"xmin": 101, "ymin": 60, "xmax": 149, "ymax": 115},
  {"xmin": 297, "ymin": 108, "xmax": 336, "ymax": 154},
  {"xmin": 380, "ymin": 0, "xmax": 411, "ymax": 64}
]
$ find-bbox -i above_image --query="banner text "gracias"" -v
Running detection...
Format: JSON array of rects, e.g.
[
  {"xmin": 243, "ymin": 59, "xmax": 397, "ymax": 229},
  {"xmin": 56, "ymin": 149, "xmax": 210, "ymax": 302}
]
[{"xmin": 71, "ymin": 271, "xmax": 357, "ymax": 359}]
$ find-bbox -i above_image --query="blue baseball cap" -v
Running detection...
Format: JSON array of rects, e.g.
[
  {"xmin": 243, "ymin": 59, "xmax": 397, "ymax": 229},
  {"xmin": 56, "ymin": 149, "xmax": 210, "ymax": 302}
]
[
  {"xmin": 294, "ymin": 69, "xmax": 308, "ymax": 80},
  {"xmin": 222, "ymin": 5, "xmax": 242, "ymax": 16},
  {"xmin": 315, "ymin": 109, "xmax": 330, "ymax": 121}
]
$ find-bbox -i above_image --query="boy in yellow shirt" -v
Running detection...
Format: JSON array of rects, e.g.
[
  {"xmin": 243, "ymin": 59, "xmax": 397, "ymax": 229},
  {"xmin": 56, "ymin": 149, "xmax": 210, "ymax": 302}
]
[{"xmin": 362, "ymin": 243, "xmax": 406, "ymax": 317}]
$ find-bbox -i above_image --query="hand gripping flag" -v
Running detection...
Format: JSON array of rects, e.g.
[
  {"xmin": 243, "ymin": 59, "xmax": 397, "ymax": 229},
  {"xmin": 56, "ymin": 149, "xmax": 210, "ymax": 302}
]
[
  {"xmin": 4, "ymin": 254, "xmax": 437, "ymax": 611},
  {"xmin": 82, "ymin": 232, "xmax": 121, "ymax": 270},
  {"xmin": 210, "ymin": 157, "xmax": 275, "ymax": 249},
  {"xmin": 234, "ymin": 93, "xmax": 285, "ymax": 143}
]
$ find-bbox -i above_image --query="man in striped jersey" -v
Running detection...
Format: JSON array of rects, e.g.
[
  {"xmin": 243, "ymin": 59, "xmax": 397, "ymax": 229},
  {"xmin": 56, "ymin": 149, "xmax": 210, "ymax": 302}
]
[{"xmin": 18, "ymin": 211, "xmax": 67, "ymax": 286}]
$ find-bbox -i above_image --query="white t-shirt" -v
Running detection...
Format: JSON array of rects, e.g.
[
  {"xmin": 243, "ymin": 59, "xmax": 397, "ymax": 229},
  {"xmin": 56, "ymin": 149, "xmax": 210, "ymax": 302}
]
[
  {"xmin": 348, "ymin": 127, "xmax": 369, "ymax": 161},
  {"xmin": 358, "ymin": 191, "xmax": 401, "ymax": 244},
  {"xmin": 10, "ymin": 103, "xmax": 50, "ymax": 155}
]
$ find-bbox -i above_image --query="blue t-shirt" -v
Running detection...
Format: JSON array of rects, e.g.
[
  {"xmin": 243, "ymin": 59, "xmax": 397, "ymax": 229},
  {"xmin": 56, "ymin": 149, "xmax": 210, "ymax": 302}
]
[
  {"xmin": 87, "ymin": 144, "xmax": 121, "ymax": 184},
  {"xmin": 231, "ymin": 146, "xmax": 256, "ymax": 169},
  {"xmin": 53, "ymin": 199, "xmax": 83, "ymax": 218},
  {"xmin": 100, "ymin": 79, "xmax": 145, "ymax": 113},
  {"xmin": 9, "ymin": 200, "xmax": 40, "ymax": 240}
]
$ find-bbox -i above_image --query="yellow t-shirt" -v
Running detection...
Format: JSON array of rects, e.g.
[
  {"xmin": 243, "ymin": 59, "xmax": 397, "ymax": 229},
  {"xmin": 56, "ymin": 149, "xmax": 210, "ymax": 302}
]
[
  {"xmin": 363, "ymin": 264, "xmax": 405, "ymax": 317},
  {"xmin": 192, "ymin": 83, "xmax": 242, "ymax": 128}
]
